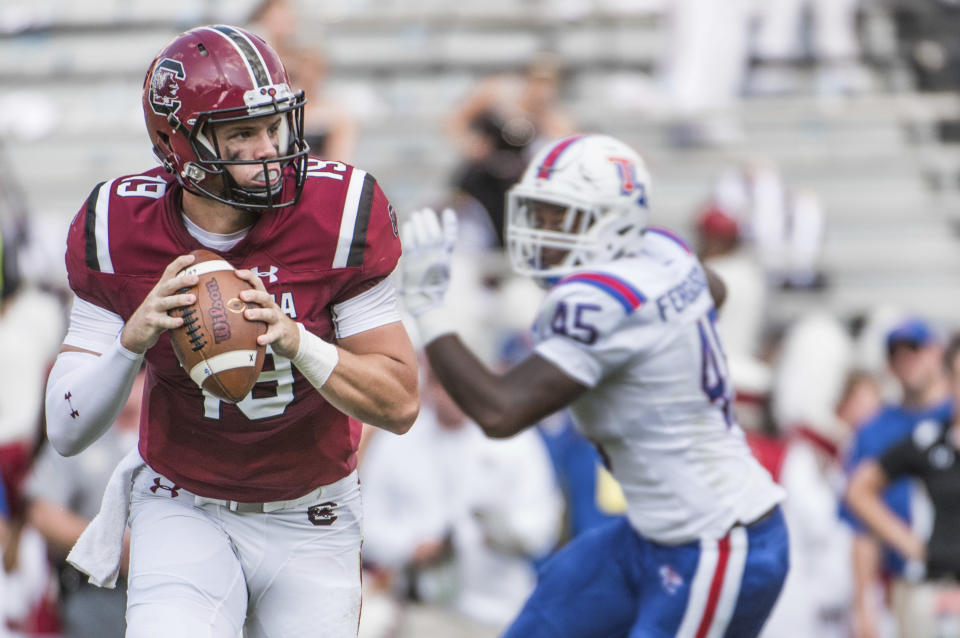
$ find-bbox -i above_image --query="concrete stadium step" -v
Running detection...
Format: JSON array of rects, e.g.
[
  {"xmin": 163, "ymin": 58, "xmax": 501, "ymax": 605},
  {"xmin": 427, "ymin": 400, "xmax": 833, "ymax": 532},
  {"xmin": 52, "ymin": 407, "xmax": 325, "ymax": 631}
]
[{"xmin": 768, "ymin": 280, "xmax": 960, "ymax": 327}]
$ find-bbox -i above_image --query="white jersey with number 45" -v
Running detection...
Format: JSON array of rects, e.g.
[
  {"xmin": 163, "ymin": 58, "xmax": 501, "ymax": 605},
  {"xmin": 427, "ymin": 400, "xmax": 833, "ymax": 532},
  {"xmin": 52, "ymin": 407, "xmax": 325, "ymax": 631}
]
[{"xmin": 532, "ymin": 227, "xmax": 784, "ymax": 544}]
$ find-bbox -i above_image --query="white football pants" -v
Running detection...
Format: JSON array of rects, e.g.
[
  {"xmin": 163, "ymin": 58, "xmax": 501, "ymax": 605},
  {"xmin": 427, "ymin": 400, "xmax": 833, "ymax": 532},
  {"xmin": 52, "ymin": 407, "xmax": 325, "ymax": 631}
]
[{"xmin": 125, "ymin": 467, "xmax": 362, "ymax": 638}]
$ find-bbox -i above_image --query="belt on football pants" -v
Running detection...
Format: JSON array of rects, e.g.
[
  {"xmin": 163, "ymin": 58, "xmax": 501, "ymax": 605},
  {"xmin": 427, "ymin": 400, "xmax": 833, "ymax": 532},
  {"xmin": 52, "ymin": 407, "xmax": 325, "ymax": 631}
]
[{"xmin": 193, "ymin": 472, "xmax": 356, "ymax": 513}]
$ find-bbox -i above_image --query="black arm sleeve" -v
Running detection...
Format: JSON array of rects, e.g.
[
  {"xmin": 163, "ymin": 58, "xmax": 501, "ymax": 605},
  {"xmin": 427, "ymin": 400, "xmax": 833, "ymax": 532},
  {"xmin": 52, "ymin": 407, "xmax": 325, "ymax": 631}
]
[{"xmin": 878, "ymin": 437, "xmax": 925, "ymax": 480}]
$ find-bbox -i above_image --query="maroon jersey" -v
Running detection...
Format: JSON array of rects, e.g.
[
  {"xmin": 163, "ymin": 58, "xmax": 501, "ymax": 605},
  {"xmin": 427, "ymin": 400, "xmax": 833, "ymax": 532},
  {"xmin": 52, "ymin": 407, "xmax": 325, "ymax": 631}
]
[{"xmin": 65, "ymin": 159, "xmax": 401, "ymax": 501}]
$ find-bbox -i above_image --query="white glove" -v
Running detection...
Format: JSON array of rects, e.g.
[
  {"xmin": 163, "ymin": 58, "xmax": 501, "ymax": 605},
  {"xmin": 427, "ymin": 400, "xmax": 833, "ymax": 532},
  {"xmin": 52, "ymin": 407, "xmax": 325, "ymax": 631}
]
[{"xmin": 399, "ymin": 207, "xmax": 458, "ymax": 317}]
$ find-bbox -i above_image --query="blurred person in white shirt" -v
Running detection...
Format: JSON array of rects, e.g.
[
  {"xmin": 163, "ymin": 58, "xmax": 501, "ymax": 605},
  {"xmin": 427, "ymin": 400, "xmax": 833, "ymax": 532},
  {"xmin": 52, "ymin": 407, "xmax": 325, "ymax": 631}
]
[
  {"xmin": 762, "ymin": 311, "xmax": 858, "ymax": 638},
  {"xmin": 694, "ymin": 202, "xmax": 768, "ymax": 368},
  {"xmin": 750, "ymin": 0, "xmax": 869, "ymax": 97},
  {"xmin": 360, "ymin": 361, "xmax": 562, "ymax": 637},
  {"xmin": 22, "ymin": 369, "xmax": 143, "ymax": 638},
  {"xmin": 0, "ymin": 219, "xmax": 65, "ymax": 637},
  {"xmin": 0, "ymin": 221, "xmax": 66, "ymax": 499}
]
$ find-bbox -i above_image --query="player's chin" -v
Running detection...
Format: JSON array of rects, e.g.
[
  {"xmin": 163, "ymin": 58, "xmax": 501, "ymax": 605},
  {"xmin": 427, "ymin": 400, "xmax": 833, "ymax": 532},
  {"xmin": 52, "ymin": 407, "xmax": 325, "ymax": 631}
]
[{"xmin": 540, "ymin": 248, "xmax": 568, "ymax": 269}]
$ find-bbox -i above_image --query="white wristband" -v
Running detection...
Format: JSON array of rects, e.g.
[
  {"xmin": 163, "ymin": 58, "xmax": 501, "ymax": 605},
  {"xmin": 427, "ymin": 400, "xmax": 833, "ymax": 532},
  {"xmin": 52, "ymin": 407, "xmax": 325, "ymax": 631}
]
[
  {"xmin": 292, "ymin": 323, "xmax": 340, "ymax": 389},
  {"xmin": 415, "ymin": 305, "xmax": 455, "ymax": 346}
]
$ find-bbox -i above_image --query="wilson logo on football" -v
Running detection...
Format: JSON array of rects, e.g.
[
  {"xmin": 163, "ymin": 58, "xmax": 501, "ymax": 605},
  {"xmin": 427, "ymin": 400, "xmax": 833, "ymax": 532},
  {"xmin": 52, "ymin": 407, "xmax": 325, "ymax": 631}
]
[{"xmin": 149, "ymin": 58, "xmax": 185, "ymax": 116}]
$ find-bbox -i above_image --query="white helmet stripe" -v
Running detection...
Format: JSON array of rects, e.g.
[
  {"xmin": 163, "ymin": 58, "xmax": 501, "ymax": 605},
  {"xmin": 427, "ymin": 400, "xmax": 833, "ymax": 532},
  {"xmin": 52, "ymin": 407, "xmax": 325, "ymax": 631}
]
[{"xmin": 202, "ymin": 25, "xmax": 270, "ymax": 88}]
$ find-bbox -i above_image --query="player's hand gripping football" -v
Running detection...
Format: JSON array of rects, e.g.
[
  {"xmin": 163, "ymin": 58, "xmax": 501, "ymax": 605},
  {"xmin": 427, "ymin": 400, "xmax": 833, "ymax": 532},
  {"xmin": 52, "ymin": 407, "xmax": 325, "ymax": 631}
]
[
  {"xmin": 121, "ymin": 254, "xmax": 198, "ymax": 354},
  {"xmin": 235, "ymin": 269, "xmax": 301, "ymax": 360},
  {"xmin": 399, "ymin": 207, "xmax": 458, "ymax": 317}
]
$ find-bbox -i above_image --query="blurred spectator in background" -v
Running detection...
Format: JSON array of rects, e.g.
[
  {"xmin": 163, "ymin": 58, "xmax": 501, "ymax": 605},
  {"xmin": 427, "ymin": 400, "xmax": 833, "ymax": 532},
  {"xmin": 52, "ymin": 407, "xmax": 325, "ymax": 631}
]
[
  {"xmin": 0, "ymin": 217, "xmax": 68, "ymax": 508},
  {"xmin": 2, "ymin": 505, "xmax": 57, "ymax": 637},
  {"xmin": 846, "ymin": 332, "xmax": 960, "ymax": 638},
  {"xmin": 0, "ymin": 472, "xmax": 9, "ymax": 635},
  {"xmin": 360, "ymin": 360, "xmax": 562, "ymax": 638},
  {"xmin": 0, "ymin": 215, "xmax": 67, "ymax": 636},
  {"xmin": 749, "ymin": 0, "xmax": 869, "ymax": 97},
  {"xmin": 286, "ymin": 47, "xmax": 357, "ymax": 163},
  {"xmin": 885, "ymin": 0, "xmax": 960, "ymax": 147},
  {"xmin": 712, "ymin": 161, "xmax": 827, "ymax": 290},
  {"xmin": 446, "ymin": 53, "xmax": 576, "ymax": 247},
  {"xmin": 657, "ymin": 0, "xmax": 754, "ymax": 147},
  {"xmin": 248, "ymin": 0, "xmax": 358, "ymax": 162},
  {"xmin": 763, "ymin": 311, "xmax": 857, "ymax": 638},
  {"xmin": 658, "ymin": 0, "xmax": 867, "ymax": 145},
  {"xmin": 0, "ymin": 473, "xmax": 8, "ymax": 522},
  {"xmin": 246, "ymin": 0, "xmax": 298, "ymax": 59},
  {"xmin": 22, "ymin": 369, "xmax": 143, "ymax": 638},
  {"xmin": 842, "ymin": 317, "xmax": 953, "ymax": 638},
  {"xmin": 766, "ymin": 187, "xmax": 827, "ymax": 290},
  {"xmin": 836, "ymin": 370, "xmax": 885, "ymax": 436},
  {"xmin": 886, "ymin": 0, "xmax": 960, "ymax": 94},
  {"xmin": 694, "ymin": 201, "xmax": 770, "ymax": 396},
  {"xmin": 0, "ymin": 150, "xmax": 68, "ymax": 636}
]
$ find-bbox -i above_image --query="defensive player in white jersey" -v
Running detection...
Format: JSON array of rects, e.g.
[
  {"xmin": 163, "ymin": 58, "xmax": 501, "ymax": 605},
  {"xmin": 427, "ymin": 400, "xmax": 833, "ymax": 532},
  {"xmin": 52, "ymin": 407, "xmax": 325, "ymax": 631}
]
[{"xmin": 399, "ymin": 133, "xmax": 789, "ymax": 637}]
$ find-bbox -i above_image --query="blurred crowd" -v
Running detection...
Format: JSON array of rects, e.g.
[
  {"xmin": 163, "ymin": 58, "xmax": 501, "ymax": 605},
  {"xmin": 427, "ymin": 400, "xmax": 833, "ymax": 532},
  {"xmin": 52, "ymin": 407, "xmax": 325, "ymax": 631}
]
[{"xmin": 2, "ymin": 0, "xmax": 960, "ymax": 637}]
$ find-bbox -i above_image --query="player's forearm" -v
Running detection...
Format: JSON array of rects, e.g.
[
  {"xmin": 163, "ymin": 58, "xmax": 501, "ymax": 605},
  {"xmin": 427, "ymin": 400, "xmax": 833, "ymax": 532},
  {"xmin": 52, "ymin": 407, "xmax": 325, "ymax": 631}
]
[
  {"xmin": 851, "ymin": 534, "xmax": 880, "ymax": 600},
  {"xmin": 424, "ymin": 334, "xmax": 529, "ymax": 438},
  {"xmin": 846, "ymin": 465, "xmax": 924, "ymax": 561},
  {"xmin": 319, "ymin": 349, "xmax": 419, "ymax": 433},
  {"xmin": 851, "ymin": 535, "xmax": 880, "ymax": 638},
  {"xmin": 45, "ymin": 339, "xmax": 143, "ymax": 456},
  {"xmin": 292, "ymin": 324, "xmax": 419, "ymax": 433}
]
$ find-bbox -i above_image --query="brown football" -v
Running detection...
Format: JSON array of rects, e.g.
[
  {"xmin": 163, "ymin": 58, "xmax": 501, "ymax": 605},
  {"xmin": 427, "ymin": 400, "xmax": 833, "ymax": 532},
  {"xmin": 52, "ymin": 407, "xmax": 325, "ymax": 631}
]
[{"xmin": 168, "ymin": 249, "xmax": 266, "ymax": 402}]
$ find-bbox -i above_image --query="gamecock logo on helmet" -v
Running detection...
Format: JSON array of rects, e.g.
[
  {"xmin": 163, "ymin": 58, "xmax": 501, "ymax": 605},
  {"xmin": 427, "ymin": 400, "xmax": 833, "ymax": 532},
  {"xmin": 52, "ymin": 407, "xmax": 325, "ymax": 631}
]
[{"xmin": 149, "ymin": 58, "xmax": 186, "ymax": 116}]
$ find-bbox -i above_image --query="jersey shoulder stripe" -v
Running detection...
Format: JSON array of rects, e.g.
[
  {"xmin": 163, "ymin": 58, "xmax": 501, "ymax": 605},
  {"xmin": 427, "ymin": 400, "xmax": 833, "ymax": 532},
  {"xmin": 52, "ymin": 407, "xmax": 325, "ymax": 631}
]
[
  {"xmin": 83, "ymin": 179, "xmax": 118, "ymax": 273},
  {"xmin": 558, "ymin": 272, "xmax": 646, "ymax": 313},
  {"xmin": 332, "ymin": 168, "xmax": 376, "ymax": 268},
  {"xmin": 647, "ymin": 226, "xmax": 692, "ymax": 254}
]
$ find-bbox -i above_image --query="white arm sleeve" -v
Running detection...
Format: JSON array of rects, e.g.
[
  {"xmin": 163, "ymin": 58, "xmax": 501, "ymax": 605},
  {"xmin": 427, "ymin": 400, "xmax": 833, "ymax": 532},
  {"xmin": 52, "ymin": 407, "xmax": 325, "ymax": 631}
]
[
  {"xmin": 63, "ymin": 295, "xmax": 125, "ymax": 352},
  {"xmin": 46, "ymin": 295, "xmax": 143, "ymax": 456},
  {"xmin": 330, "ymin": 278, "xmax": 402, "ymax": 339}
]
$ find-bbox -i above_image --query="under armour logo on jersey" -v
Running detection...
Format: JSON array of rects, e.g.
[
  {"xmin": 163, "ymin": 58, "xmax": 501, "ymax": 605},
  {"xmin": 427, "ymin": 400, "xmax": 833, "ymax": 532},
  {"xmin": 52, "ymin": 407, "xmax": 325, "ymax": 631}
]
[
  {"xmin": 251, "ymin": 266, "xmax": 279, "ymax": 284},
  {"xmin": 307, "ymin": 501, "xmax": 338, "ymax": 526},
  {"xmin": 149, "ymin": 478, "xmax": 180, "ymax": 498},
  {"xmin": 64, "ymin": 392, "xmax": 79, "ymax": 419},
  {"xmin": 658, "ymin": 564, "xmax": 684, "ymax": 595}
]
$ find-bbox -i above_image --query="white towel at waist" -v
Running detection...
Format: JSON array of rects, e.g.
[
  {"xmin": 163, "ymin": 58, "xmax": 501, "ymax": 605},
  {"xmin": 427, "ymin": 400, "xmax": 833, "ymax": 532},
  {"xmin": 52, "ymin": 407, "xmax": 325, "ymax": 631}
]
[{"xmin": 67, "ymin": 447, "xmax": 145, "ymax": 588}]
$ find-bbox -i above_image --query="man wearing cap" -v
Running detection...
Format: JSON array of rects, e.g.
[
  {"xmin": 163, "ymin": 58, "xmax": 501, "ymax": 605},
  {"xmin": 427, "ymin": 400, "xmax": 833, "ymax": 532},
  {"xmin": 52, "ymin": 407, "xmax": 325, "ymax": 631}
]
[{"xmin": 841, "ymin": 317, "xmax": 952, "ymax": 638}]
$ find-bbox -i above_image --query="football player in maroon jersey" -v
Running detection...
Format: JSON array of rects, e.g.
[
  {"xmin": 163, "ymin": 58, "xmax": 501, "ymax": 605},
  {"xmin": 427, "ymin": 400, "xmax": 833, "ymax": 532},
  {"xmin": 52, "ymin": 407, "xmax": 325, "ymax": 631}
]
[{"xmin": 43, "ymin": 25, "xmax": 418, "ymax": 638}]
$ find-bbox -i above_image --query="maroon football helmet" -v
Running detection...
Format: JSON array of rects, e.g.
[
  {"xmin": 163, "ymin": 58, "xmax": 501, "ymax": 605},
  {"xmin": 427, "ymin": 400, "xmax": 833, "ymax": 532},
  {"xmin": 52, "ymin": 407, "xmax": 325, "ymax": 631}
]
[{"xmin": 142, "ymin": 25, "xmax": 308, "ymax": 211}]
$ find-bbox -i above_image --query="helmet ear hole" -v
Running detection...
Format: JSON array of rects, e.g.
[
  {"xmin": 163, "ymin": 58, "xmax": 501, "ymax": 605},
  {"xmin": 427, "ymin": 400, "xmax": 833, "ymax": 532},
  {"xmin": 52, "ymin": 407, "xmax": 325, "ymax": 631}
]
[
  {"xmin": 156, "ymin": 131, "xmax": 171, "ymax": 151},
  {"xmin": 152, "ymin": 132, "xmax": 176, "ymax": 172}
]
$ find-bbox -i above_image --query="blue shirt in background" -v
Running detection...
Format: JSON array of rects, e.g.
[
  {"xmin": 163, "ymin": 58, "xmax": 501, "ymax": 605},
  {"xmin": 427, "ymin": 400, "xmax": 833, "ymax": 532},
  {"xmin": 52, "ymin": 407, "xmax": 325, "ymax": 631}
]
[{"xmin": 0, "ymin": 471, "xmax": 8, "ymax": 518}]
